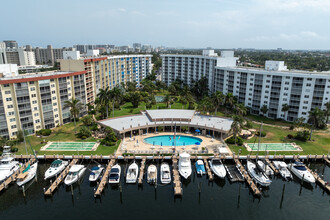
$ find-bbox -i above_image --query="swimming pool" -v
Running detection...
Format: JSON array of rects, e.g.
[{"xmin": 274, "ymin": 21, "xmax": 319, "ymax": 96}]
[{"xmin": 144, "ymin": 135, "xmax": 202, "ymax": 146}]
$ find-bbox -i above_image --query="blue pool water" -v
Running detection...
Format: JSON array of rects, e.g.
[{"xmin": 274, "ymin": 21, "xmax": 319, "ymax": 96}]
[{"xmin": 144, "ymin": 135, "xmax": 202, "ymax": 146}]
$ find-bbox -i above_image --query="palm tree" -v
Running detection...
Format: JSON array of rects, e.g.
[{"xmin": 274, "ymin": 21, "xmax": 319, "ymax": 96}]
[
  {"xmin": 308, "ymin": 107, "xmax": 325, "ymax": 140},
  {"xmin": 294, "ymin": 117, "xmax": 306, "ymax": 131},
  {"xmin": 260, "ymin": 105, "xmax": 268, "ymax": 116},
  {"xmin": 212, "ymin": 91, "xmax": 225, "ymax": 116},
  {"xmin": 198, "ymin": 97, "xmax": 212, "ymax": 114},
  {"xmin": 230, "ymin": 115, "xmax": 244, "ymax": 145},
  {"xmin": 324, "ymin": 101, "xmax": 330, "ymax": 124},
  {"xmin": 281, "ymin": 104, "xmax": 290, "ymax": 120},
  {"xmin": 97, "ymin": 87, "xmax": 111, "ymax": 118},
  {"xmin": 64, "ymin": 98, "xmax": 83, "ymax": 134},
  {"xmin": 164, "ymin": 94, "xmax": 174, "ymax": 108},
  {"xmin": 235, "ymin": 103, "xmax": 247, "ymax": 116}
]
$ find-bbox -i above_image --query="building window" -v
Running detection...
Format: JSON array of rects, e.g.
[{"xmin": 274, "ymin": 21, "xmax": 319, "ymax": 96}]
[
  {"xmin": 52, "ymin": 97, "xmax": 56, "ymax": 100},
  {"xmin": 6, "ymin": 98, "xmax": 12, "ymax": 101},
  {"xmin": 303, "ymin": 106, "xmax": 307, "ymax": 109},
  {"xmin": 36, "ymin": 125, "xmax": 41, "ymax": 129},
  {"xmin": 266, "ymin": 80, "xmax": 270, "ymax": 83},
  {"xmin": 8, "ymin": 111, "xmax": 14, "ymax": 116},
  {"xmin": 283, "ymin": 98, "xmax": 287, "ymax": 101},
  {"xmin": 266, "ymin": 85, "xmax": 270, "ymax": 88},
  {"xmin": 31, "ymin": 94, "xmax": 36, "ymax": 98},
  {"xmin": 306, "ymin": 83, "xmax": 311, "ymax": 87},
  {"xmin": 304, "ymin": 95, "xmax": 309, "ymax": 98},
  {"xmin": 285, "ymin": 82, "xmax": 289, "ymax": 85},
  {"xmin": 55, "ymin": 114, "xmax": 58, "ymax": 118},
  {"xmin": 303, "ymin": 101, "xmax": 308, "ymax": 104},
  {"xmin": 285, "ymin": 76, "xmax": 290, "ymax": 79},
  {"xmin": 30, "ymin": 87, "xmax": 35, "ymax": 91},
  {"xmin": 34, "ymin": 107, "xmax": 38, "ymax": 111},
  {"xmin": 7, "ymin": 105, "xmax": 13, "ymax": 108},
  {"xmin": 34, "ymin": 113, "xmax": 39, "ymax": 117},
  {"xmin": 52, "ymin": 91, "xmax": 56, "ymax": 94},
  {"xmin": 11, "ymin": 125, "xmax": 16, "ymax": 129},
  {"xmin": 51, "ymin": 84, "xmax": 55, "ymax": 88},
  {"xmin": 32, "ymin": 100, "xmax": 37, "ymax": 104},
  {"xmin": 35, "ymin": 119, "xmax": 40, "ymax": 123},
  {"xmin": 53, "ymin": 103, "xmax": 57, "ymax": 106},
  {"xmin": 265, "ymin": 91, "xmax": 269, "ymax": 93},
  {"xmin": 4, "ymin": 84, "xmax": 9, "ymax": 87},
  {"xmin": 307, "ymin": 78, "xmax": 312, "ymax": 81},
  {"xmin": 5, "ymin": 91, "xmax": 10, "ymax": 94},
  {"xmin": 284, "ymin": 87, "xmax": 289, "ymax": 90},
  {"xmin": 10, "ymin": 118, "xmax": 15, "ymax": 122},
  {"xmin": 54, "ymin": 108, "xmax": 58, "ymax": 112},
  {"xmin": 29, "ymin": 81, "xmax": 34, "ymax": 85},
  {"xmin": 302, "ymin": 112, "xmax": 307, "ymax": 115}
]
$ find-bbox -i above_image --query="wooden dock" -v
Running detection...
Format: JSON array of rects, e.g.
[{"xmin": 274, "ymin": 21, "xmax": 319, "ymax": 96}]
[
  {"xmin": 234, "ymin": 159, "xmax": 261, "ymax": 196},
  {"xmin": 94, "ymin": 158, "xmax": 115, "ymax": 197},
  {"xmin": 172, "ymin": 157, "xmax": 183, "ymax": 196},
  {"xmin": 138, "ymin": 157, "xmax": 146, "ymax": 185},
  {"xmin": 324, "ymin": 157, "xmax": 330, "ymax": 166},
  {"xmin": 265, "ymin": 158, "xmax": 279, "ymax": 175},
  {"xmin": 44, "ymin": 159, "xmax": 78, "ymax": 196},
  {"xmin": 304, "ymin": 164, "xmax": 330, "ymax": 193},
  {"xmin": 203, "ymin": 158, "xmax": 214, "ymax": 181},
  {"xmin": 0, "ymin": 158, "xmax": 35, "ymax": 192}
]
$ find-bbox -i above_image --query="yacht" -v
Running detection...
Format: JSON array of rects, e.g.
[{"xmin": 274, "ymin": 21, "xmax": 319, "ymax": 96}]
[
  {"xmin": 17, "ymin": 162, "xmax": 38, "ymax": 187},
  {"xmin": 195, "ymin": 160, "xmax": 206, "ymax": 176},
  {"xmin": 257, "ymin": 160, "xmax": 274, "ymax": 176},
  {"xmin": 178, "ymin": 152, "xmax": 192, "ymax": 179},
  {"xmin": 147, "ymin": 164, "xmax": 157, "ymax": 184},
  {"xmin": 273, "ymin": 161, "xmax": 292, "ymax": 180},
  {"xmin": 288, "ymin": 161, "xmax": 315, "ymax": 183},
  {"xmin": 0, "ymin": 156, "xmax": 21, "ymax": 182},
  {"xmin": 89, "ymin": 165, "xmax": 104, "ymax": 182},
  {"xmin": 209, "ymin": 158, "xmax": 226, "ymax": 178},
  {"xmin": 44, "ymin": 159, "xmax": 69, "ymax": 180},
  {"xmin": 64, "ymin": 165, "xmax": 86, "ymax": 186},
  {"xmin": 160, "ymin": 162, "xmax": 171, "ymax": 184},
  {"xmin": 109, "ymin": 164, "xmax": 121, "ymax": 184},
  {"xmin": 247, "ymin": 161, "xmax": 272, "ymax": 187},
  {"xmin": 126, "ymin": 161, "xmax": 138, "ymax": 184}
]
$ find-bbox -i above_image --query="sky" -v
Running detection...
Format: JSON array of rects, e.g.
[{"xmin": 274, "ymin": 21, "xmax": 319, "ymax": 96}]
[{"xmin": 2, "ymin": 0, "xmax": 330, "ymax": 49}]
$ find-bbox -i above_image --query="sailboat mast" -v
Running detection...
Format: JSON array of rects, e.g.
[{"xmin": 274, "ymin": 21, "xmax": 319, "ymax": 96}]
[{"xmin": 257, "ymin": 122, "xmax": 263, "ymax": 154}]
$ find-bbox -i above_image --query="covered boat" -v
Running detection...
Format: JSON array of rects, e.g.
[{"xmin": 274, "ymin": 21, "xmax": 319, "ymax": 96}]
[
  {"xmin": 89, "ymin": 165, "xmax": 104, "ymax": 182},
  {"xmin": 195, "ymin": 160, "xmax": 206, "ymax": 176},
  {"xmin": 209, "ymin": 158, "xmax": 226, "ymax": 178},
  {"xmin": 257, "ymin": 160, "xmax": 274, "ymax": 176},
  {"xmin": 109, "ymin": 164, "xmax": 121, "ymax": 184},
  {"xmin": 64, "ymin": 165, "xmax": 86, "ymax": 186},
  {"xmin": 17, "ymin": 162, "xmax": 38, "ymax": 187},
  {"xmin": 0, "ymin": 156, "xmax": 21, "ymax": 182},
  {"xmin": 288, "ymin": 161, "xmax": 315, "ymax": 184},
  {"xmin": 147, "ymin": 164, "xmax": 157, "ymax": 184},
  {"xmin": 273, "ymin": 161, "xmax": 292, "ymax": 180},
  {"xmin": 160, "ymin": 163, "xmax": 171, "ymax": 184}
]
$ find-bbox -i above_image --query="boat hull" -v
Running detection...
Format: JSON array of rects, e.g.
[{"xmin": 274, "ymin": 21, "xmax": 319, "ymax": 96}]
[
  {"xmin": 160, "ymin": 163, "xmax": 171, "ymax": 184},
  {"xmin": 247, "ymin": 161, "xmax": 271, "ymax": 187},
  {"xmin": 126, "ymin": 162, "xmax": 138, "ymax": 184},
  {"xmin": 289, "ymin": 163, "xmax": 315, "ymax": 183},
  {"xmin": 17, "ymin": 162, "xmax": 38, "ymax": 187},
  {"xmin": 44, "ymin": 160, "xmax": 69, "ymax": 180}
]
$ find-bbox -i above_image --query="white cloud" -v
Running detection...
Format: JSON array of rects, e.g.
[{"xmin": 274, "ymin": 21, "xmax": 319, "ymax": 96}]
[{"xmin": 118, "ymin": 8, "xmax": 127, "ymax": 12}]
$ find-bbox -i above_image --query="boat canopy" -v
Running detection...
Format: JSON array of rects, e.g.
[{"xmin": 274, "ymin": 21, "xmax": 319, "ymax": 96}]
[
  {"xmin": 23, "ymin": 164, "xmax": 30, "ymax": 173},
  {"xmin": 212, "ymin": 159, "xmax": 221, "ymax": 165},
  {"xmin": 51, "ymin": 160, "xmax": 62, "ymax": 166},
  {"xmin": 197, "ymin": 160, "xmax": 203, "ymax": 165},
  {"xmin": 295, "ymin": 165, "xmax": 307, "ymax": 171},
  {"xmin": 70, "ymin": 165, "xmax": 84, "ymax": 172},
  {"xmin": 149, "ymin": 166, "xmax": 156, "ymax": 172},
  {"xmin": 91, "ymin": 166, "xmax": 100, "ymax": 171},
  {"xmin": 111, "ymin": 168, "xmax": 119, "ymax": 173}
]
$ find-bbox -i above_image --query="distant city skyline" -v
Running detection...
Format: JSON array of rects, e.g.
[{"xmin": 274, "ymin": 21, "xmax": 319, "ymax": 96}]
[{"xmin": 3, "ymin": 0, "xmax": 330, "ymax": 50}]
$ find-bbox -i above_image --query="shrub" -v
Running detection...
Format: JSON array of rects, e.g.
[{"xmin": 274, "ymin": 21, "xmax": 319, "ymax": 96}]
[
  {"xmin": 81, "ymin": 115, "xmax": 93, "ymax": 126},
  {"xmin": 294, "ymin": 130, "xmax": 309, "ymax": 142},
  {"xmin": 287, "ymin": 134, "xmax": 294, "ymax": 139},
  {"xmin": 289, "ymin": 125, "xmax": 295, "ymax": 130},
  {"xmin": 77, "ymin": 126, "xmax": 92, "ymax": 139},
  {"xmin": 12, "ymin": 147, "xmax": 18, "ymax": 152},
  {"xmin": 225, "ymin": 136, "xmax": 243, "ymax": 146},
  {"xmin": 245, "ymin": 121, "xmax": 253, "ymax": 129},
  {"xmin": 36, "ymin": 129, "xmax": 51, "ymax": 136},
  {"xmin": 255, "ymin": 131, "xmax": 266, "ymax": 137}
]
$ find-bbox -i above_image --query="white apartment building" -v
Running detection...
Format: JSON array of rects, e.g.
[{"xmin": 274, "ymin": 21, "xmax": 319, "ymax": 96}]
[{"xmin": 161, "ymin": 50, "xmax": 330, "ymax": 122}]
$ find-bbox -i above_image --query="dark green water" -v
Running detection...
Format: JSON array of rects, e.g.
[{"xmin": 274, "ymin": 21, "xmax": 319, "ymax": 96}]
[{"xmin": 0, "ymin": 160, "xmax": 329, "ymax": 220}]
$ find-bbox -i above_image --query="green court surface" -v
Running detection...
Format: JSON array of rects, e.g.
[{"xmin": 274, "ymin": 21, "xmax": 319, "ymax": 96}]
[
  {"xmin": 247, "ymin": 143, "xmax": 297, "ymax": 151},
  {"xmin": 45, "ymin": 142, "xmax": 96, "ymax": 151}
]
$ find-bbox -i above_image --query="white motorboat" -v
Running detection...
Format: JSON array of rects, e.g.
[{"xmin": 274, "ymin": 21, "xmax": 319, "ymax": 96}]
[
  {"xmin": 160, "ymin": 162, "xmax": 171, "ymax": 184},
  {"xmin": 64, "ymin": 165, "xmax": 86, "ymax": 186},
  {"xmin": 247, "ymin": 161, "xmax": 272, "ymax": 187},
  {"xmin": 109, "ymin": 164, "xmax": 121, "ymax": 184},
  {"xmin": 44, "ymin": 159, "xmax": 69, "ymax": 180},
  {"xmin": 147, "ymin": 164, "xmax": 157, "ymax": 184},
  {"xmin": 273, "ymin": 161, "xmax": 292, "ymax": 180},
  {"xmin": 17, "ymin": 162, "xmax": 38, "ymax": 187},
  {"xmin": 89, "ymin": 165, "xmax": 104, "ymax": 182},
  {"xmin": 257, "ymin": 160, "xmax": 274, "ymax": 176},
  {"xmin": 126, "ymin": 161, "xmax": 138, "ymax": 183},
  {"xmin": 178, "ymin": 152, "xmax": 192, "ymax": 179},
  {"xmin": 209, "ymin": 158, "xmax": 226, "ymax": 178},
  {"xmin": 0, "ymin": 156, "xmax": 21, "ymax": 182},
  {"xmin": 288, "ymin": 161, "xmax": 315, "ymax": 184}
]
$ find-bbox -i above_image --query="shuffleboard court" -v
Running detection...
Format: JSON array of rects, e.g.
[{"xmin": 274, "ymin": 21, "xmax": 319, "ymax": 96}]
[
  {"xmin": 245, "ymin": 143, "xmax": 301, "ymax": 151},
  {"xmin": 41, "ymin": 142, "xmax": 99, "ymax": 151}
]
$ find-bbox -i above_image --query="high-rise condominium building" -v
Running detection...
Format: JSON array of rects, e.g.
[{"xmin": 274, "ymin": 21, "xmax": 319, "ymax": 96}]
[
  {"xmin": 33, "ymin": 45, "xmax": 76, "ymax": 66},
  {"xmin": 3, "ymin": 40, "xmax": 18, "ymax": 49},
  {"xmin": 161, "ymin": 50, "xmax": 330, "ymax": 122}
]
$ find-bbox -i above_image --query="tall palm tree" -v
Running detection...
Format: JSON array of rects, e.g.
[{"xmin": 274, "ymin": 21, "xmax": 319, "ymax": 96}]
[
  {"xmin": 230, "ymin": 115, "xmax": 244, "ymax": 145},
  {"xmin": 324, "ymin": 101, "xmax": 330, "ymax": 124},
  {"xmin": 64, "ymin": 98, "xmax": 83, "ymax": 134},
  {"xmin": 308, "ymin": 107, "xmax": 325, "ymax": 140},
  {"xmin": 97, "ymin": 87, "xmax": 111, "ymax": 118},
  {"xmin": 235, "ymin": 103, "xmax": 247, "ymax": 116},
  {"xmin": 294, "ymin": 117, "xmax": 306, "ymax": 131},
  {"xmin": 281, "ymin": 104, "xmax": 290, "ymax": 120},
  {"xmin": 198, "ymin": 97, "xmax": 212, "ymax": 114},
  {"xmin": 212, "ymin": 91, "xmax": 225, "ymax": 116}
]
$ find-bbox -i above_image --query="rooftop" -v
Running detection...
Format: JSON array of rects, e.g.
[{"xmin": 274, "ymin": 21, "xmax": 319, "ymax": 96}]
[{"xmin": 99, "ymin": 110, "xmax": 233, "ymax": 133}]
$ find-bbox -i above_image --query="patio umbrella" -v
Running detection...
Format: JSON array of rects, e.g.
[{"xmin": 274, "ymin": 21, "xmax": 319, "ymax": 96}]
[
  {"xmin": 161, "ymin": 142, "xmax": 163, "ymax": 146},
  {"xmin": 195, "ymin": 142, "xmax": 201, "ymax": 145},
  {"xmin": 195, "ymin": 129, "xmax": 200, "ymax": 133}
]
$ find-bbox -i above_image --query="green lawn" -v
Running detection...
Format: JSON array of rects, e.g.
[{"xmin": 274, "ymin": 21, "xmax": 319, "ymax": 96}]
[
  {"xmin": 245, "ymin": 114, "xmax": 293, "ymax": 127},
  {"xmin": 228, "ymin": 122, "xmax": 330, "ymax": 155},
  {"xmin": 12, "ymin": 121, "xmax": 119, "ymax": 156}
]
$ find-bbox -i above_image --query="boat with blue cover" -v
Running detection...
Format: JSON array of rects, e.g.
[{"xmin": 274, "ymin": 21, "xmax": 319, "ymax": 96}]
[
  {"xmin": 44, "ymin": 159, "xmax": 69, "ymax": 180},
  {"xmin": 195, "ymin": 160, "xmax": 206, "ymax": 176},
  {"xmin": 89, "ymin": 165, "xmax": 104, "ymax": 182}
]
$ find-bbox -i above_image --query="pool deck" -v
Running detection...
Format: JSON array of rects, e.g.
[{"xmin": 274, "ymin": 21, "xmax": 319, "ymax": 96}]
[{"xmin": 117, "ymin": 132, "xmax": 231, "ymax": 156}]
